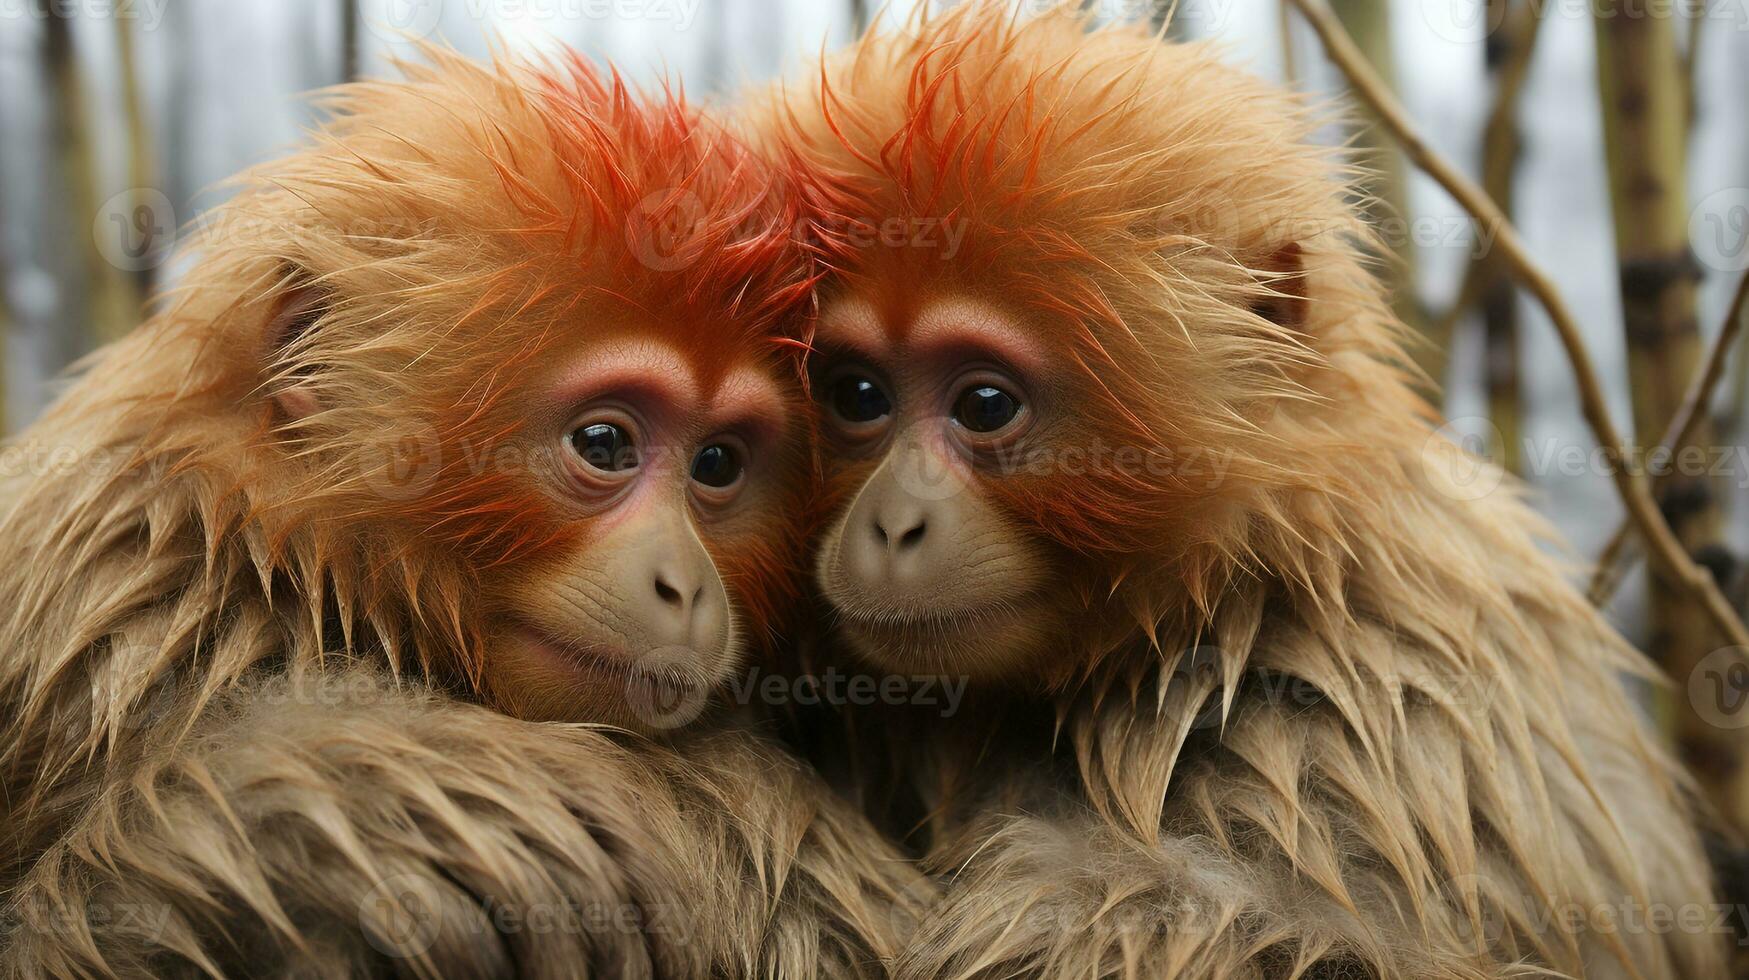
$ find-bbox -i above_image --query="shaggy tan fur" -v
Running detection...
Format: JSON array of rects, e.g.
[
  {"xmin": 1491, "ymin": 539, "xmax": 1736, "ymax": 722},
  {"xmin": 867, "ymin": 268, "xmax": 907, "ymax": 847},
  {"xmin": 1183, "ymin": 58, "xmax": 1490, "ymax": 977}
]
[
  {"xmin": 0, "ymin": 47, "xmax": 924, "ymax": 977},
  {"xmin": 757, "ymin": 5, "xmax": 1731, "ymax": 977},
  {"xmin": 5, "ymin": 669, "xmax": 924, "ymax": 978}
]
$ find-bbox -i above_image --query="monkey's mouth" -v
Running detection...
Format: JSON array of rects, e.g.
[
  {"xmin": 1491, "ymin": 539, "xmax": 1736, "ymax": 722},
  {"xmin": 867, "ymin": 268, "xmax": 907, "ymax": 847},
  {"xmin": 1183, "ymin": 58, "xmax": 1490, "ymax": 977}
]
[
  {"xmin": 514, "ymin": 627, "xmax": 714, "ymax": 708},
  {"xmin": 829, "ymin": 579, "xmax": 1038, "ymax": 633},
  {"xmin": 830, "ymin": 594, "xmax": 1041, "ymax": 670}
]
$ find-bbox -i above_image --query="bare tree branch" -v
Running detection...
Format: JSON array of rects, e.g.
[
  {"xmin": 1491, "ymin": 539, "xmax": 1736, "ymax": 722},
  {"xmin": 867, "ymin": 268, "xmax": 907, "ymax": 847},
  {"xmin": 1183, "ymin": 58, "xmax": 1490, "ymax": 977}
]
[
  {"xmin": 1287, "ymin": 0, "xmax": 1749, "ymax": 650},
  {"xmin": 1589, "ymin": 270, "xmax": 1749, "ymax": 603}
]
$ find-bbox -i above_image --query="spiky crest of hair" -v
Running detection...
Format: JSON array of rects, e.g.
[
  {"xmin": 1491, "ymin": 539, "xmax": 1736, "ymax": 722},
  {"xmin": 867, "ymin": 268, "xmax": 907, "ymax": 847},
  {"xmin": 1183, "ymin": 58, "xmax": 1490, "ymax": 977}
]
[
  {"xmin": 0, "ymin": 46, "xmax": 815, "ymax": 886},
  {"xmin": 761, "ymin": 4, "xmax": 1726, "ymax": 976}
]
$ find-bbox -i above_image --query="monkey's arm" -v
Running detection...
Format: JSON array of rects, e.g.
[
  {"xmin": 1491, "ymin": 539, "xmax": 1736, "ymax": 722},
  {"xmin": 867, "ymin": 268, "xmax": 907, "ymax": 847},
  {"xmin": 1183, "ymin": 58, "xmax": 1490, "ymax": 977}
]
[
  {"xmin": 2, "ymin": 669, "xmax": 928, "ymax": 980},
  {"xmin": 897, "ymin": 666, "xmax": 1712, "ymax": 980},
  {"xmin": 894, "ymin": 774, "xmax": 1507, "ymax": 980},
  {"xmin": 888, "ymin": 686, "xmax": 1537, "ymax": 980}
]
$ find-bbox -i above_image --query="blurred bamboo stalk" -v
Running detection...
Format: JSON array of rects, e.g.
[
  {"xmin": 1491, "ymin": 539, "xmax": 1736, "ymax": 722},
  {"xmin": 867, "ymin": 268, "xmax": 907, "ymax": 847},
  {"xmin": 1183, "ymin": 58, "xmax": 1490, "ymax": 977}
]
[
  {"xmin": 1726, "ymin": 332, "xmax": 1749, "ymax": 445},
  {"xmin": 44, "ymin": 14, "xmax": 131, "ymax": 346},
  {"xmin": 1287, "ymin": 0, "xmax": 1749, "ymax": 653},
  {"xmin": 114, "ymin": 14, "xmax": 152, "ymax": 317},
  {"xmin": 1592, "ymin": 275, "xmax": 1749, "ymax": 606},
  {"xmin": 1328, "ymin": 0, "xmax": 1434, "ymax": 395},
  {"xmin": 1476, "ymin": 0, "xmax": 1541, "ymax": 474},
  {"xmin": 0, "ymin": 196, "xmax": 9, "ymax": 434},
  {"xmin": 1680, "ymin": 0, "xmax": 1705, "ymax": 128},
  {"xmin": 1708, "ymin": 7, "xmax": 1748, "ymax": 463},
  {"xmin": 1593, "ymin": 0, "xmax": 1741, "ymax": 817},
  {"xmin": 342, "ymin": 0, "xmax": 360, "ymax": 81},
  {"xmin": 848, "ymin": 0, "xmax": 867, "ymax": 36},
  {"xmin": 1278, "ymin": 0, "xmax": 1297, "ymax": 85}
]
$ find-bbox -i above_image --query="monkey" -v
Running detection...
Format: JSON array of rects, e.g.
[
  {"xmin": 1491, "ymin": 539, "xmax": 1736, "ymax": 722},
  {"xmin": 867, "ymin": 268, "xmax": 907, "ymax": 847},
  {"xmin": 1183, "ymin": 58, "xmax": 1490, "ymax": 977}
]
[
  {"xmin": 0, "ymin": 47, "xmax": 927, "ymax": 977},
  {"xmin": 756, "ymin": 5, "xmax": 1731, "ymax": 978}
]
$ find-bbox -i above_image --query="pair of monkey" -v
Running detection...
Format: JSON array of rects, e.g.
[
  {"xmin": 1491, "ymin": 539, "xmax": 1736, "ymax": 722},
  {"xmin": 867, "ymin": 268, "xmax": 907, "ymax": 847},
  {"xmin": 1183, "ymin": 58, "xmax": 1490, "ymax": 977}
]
[{"xmin": 0, "ymin": 5, "xmax": 1731, "ymax": 978}]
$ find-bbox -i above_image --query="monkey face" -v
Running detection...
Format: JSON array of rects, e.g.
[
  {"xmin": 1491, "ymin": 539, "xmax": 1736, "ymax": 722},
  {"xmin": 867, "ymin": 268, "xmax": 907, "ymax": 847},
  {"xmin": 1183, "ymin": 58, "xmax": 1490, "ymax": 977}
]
[
  {"xmin": 267, "ymin": 288, "xmax": 808, "ymax": 731},
  {"xmin": 226, "ymin": 50, "xmax": 820, "ymax": 732},
  {"xmin": 471, "ymin": 333, "xmax": 806, "ymax": 730},
  {"xmin": 810, "ymin": 293, "xmax": 1098, "ymax": 684}
]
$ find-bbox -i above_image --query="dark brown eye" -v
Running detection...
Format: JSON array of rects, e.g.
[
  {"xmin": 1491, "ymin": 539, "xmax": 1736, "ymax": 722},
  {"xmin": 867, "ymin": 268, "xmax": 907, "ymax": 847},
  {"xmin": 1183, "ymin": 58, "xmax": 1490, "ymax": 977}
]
[
  {"xmin": 953, "ymin": 385, "xmax": 1021, "ymax": 433},
  {"xmin": 691, "ymin": 443, "xmax": 743, "ymax": 489},
  {"xmin": 829, "ymin": 375, "xmax": 891, "ymax": 424},
  {"xmin": 570, "ymin": 422, "xmax": 637, "ymax": 472}
]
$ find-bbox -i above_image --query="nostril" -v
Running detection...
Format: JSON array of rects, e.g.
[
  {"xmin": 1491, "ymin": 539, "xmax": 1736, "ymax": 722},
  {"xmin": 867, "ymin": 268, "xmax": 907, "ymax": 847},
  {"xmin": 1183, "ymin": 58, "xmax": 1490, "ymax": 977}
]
[
  {"xmin": 654, "ymin": 576, "xmax": 683, "ymax": 608},
  {"xmin": 897, "ymin": 521, "xmax": 927, "ymax": 551}
]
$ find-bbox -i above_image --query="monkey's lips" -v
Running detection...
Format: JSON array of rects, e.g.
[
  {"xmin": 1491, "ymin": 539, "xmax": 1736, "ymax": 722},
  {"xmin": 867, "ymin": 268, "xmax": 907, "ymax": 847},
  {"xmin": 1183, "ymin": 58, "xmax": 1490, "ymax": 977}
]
[
  {"xmin": 837, "ymin": 607, "xmax": 981, "ymax": 647},
  {"xmin": 513, "ymin": 627, "xmax": 714, "ymax": 710},
  {"xmin": 830, "ymin": 594, "xmax": 1047, "ymax": 676}
]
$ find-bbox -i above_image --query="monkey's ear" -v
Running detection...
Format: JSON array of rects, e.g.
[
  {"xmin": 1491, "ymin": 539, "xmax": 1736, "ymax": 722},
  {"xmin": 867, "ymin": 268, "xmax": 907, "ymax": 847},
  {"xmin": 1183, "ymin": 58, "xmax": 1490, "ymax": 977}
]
[
  {"xmin": 1248, "ymin": 242, "xmax": 1308, "ymax": 335},
  {"xmin": 264, "ymin": 282, "xmax": 327, "ymax": 422}
]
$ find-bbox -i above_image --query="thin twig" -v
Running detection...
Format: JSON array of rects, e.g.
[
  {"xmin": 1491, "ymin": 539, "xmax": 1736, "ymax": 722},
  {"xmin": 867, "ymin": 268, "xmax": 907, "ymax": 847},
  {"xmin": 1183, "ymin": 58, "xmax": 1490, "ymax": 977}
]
[
  {"xmin": 1588, "ymin": 270, "xmax": 1749, "ymax": 603},
  {"xmin": 1586, "ymin": 524, "xmax": 1638, "ymax": 606},
  {"xmin": 1287, "ymin": 0, "xmax": 1749, "ymax": 650},
  {"xmin": 1432, "ymin": 0, "xmax": 1543, "ymax": 333}
]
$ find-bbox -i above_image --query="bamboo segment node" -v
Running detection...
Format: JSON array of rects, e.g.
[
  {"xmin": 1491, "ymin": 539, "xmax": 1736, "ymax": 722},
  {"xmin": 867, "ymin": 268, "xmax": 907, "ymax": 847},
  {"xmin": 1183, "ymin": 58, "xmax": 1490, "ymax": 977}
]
[{"xmin": 1590, "ymin": 270, "xmax": 1749, "ymax": 605}]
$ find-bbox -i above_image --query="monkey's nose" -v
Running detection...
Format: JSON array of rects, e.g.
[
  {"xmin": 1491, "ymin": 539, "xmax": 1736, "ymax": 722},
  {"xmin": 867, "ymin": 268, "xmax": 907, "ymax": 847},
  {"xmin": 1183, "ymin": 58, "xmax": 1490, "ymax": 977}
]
[
  {"xmin": 653, "ymin": 567, "xmax": 702, "ymax": 617},
  {"xmin": 647, "ymin": 559, "xmax": 722, "ymax": 650},
  {"xmin": 835, "ymin": 445, "xmax": 973, "ymax": 600},
  {"xmin": 856, "ymin": 498, "xmax": 935, "ymax": 583},
  {"xmin": 873, "ymin": 511, "xmax": 928, "ymax": 556}
]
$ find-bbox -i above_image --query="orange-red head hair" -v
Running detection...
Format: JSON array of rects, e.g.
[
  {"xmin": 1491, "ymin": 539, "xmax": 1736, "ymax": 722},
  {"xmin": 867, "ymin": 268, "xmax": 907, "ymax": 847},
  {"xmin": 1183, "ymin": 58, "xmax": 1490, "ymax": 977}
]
[
  {"xmin": 761, "ymin": 2, "xmax": 1422, "ymax": 621},
  {"xmin": 0, "ymin": 46, "xmax": 818, "ymax": 753}
]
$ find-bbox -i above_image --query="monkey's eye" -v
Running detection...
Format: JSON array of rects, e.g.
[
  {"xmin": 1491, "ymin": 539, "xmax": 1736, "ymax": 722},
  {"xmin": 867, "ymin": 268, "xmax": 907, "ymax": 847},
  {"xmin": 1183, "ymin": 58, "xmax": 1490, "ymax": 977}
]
[
  {"xmin": 953, "ymin": 385, "xmax": 1022, "ymax": 433},
  {"xmin": 690, "ymin": 443, "xmax": 744, "ymax": 489},
  {"xmin": 829, "ymin": 375, "xmax": 892, "ymax": 425},
  {"xmin": 570, "ymin": 422, "xmax": 638, "ymax": 472}
]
